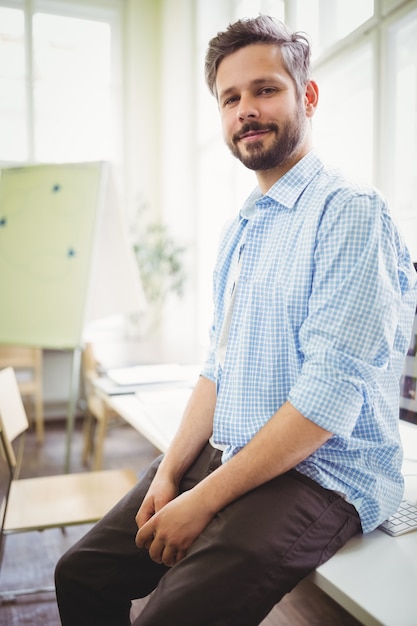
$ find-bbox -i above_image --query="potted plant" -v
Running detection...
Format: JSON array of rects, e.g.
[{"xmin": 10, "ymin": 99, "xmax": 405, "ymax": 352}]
[{"xmin": 130, "ymin": 205, "xmax": 187, "ymax": 336}]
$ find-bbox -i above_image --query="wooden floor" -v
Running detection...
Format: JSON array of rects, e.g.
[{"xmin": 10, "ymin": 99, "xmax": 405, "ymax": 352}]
[{"xmin": 0, "ymin": 417, "xmax": 363, "ymax": 626}]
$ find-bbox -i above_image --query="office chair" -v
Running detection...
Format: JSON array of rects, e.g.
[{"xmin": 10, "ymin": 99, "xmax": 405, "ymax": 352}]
[
  {"xmin": 81, "ymin": 342, "xmax": 120, "ymax": 469},
  {"xmin": 0, "ymin": 345, "xmax": 44, "ymax": 443},
  {"xmin": 0, "ymin": 366, "xmax": 137, "ymax": 600}
]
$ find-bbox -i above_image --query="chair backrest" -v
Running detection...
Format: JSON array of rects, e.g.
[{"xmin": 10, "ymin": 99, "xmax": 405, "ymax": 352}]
[
  {"xmin": 0, "ymin": 346, "xmax": 42, "ymax": 396},
  {"xmin": 82, "ymin": 342, "xmax": 98, "ymax": 384},
  {"xmin": 82, "ymin": 342, "xmax": 104, "ymax": 414},
  {"xmin": 0, "ymin": 368, "xmax": 29, "ymax": 470}
]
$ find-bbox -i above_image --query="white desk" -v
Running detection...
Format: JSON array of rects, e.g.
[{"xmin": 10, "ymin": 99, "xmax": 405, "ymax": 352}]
[
  {"xmin": 311, "ymin": 526, "xmax": 417, "ymax": 626},
  {"xmin": 106, "ymin": 390, "xmax": 417, "ymax": 626},
  {"xmin": 107, "ymin": 387, "xmax": 190, "ymax": 452},
  {"xmin": 311, "ymin": 420, "xmax": 417, "ymax": 626}
]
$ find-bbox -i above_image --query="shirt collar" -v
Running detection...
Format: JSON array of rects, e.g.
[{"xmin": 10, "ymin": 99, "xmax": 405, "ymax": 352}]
[{"xmin": 240, "ymin": 150, "xmax": 324, "ymax": 218}]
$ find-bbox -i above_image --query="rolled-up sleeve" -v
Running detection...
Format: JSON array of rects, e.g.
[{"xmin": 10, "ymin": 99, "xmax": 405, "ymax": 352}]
[{"xmin": 288, "ymin": 191, "xmax": 413, "ymax": 437}]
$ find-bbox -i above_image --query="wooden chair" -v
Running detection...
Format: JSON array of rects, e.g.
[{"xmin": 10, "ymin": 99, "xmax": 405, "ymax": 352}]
[
  {"xmin": 0, "ymin": 345, "xmax": 44, "ymax": 443},
  {"xmin": 82, "ymin": 342, "xmax": 118, "ymax": 470},
  {"xmin": 0, "ymin": 366, "xmax": 137, "ymax": 600}
]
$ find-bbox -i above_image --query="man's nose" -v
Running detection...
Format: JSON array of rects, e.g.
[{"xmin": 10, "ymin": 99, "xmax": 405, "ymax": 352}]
[{"xmin": 237, "ymin": 96, "xmax": 259, "ymax": 121}]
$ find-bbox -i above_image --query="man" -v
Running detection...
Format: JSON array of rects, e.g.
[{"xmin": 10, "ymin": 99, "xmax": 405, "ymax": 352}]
[{"xmin": 55, "ymin": 16, "xmax": 417, "ymax": 626}]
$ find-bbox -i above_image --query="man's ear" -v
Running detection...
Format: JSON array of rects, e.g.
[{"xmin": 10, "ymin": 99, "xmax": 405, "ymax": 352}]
[{"xmin": 304, "ymin": 80, "xmax": 319, "ymax": 117}]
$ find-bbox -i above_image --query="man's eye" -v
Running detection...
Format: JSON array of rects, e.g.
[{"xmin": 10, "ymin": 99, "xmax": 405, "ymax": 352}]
[{"xmin": 224, "ymin": 96, "xmax": 239, "ymax": 106}]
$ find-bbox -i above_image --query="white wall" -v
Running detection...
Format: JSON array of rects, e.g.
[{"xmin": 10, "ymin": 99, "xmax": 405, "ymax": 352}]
[
  {"xmin": 124, "ymin": 0, "xmax": 163, "ymax": 219},
  {"xmin": 124, "ymin": 0, "xmax": 200, "ymax": 363}
]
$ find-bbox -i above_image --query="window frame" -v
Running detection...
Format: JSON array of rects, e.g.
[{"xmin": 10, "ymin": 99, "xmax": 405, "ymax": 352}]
[{"xmin": 0, "ymin": 0, "xmax": 124, "ymax": 167}]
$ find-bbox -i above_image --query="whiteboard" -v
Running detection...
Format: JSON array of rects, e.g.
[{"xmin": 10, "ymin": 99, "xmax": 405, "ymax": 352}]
[{"xmin": 0, "ymin": 162, "xmax": 106, "ymax": 348}]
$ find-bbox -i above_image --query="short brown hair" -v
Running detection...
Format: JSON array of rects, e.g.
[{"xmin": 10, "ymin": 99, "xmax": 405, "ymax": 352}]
[{"xmin": 205, "ymin": 15, "xmax": 311, "ymax": 99}]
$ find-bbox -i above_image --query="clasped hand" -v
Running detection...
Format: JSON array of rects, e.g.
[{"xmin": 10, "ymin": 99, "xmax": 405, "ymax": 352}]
[{"xmin": 135, "ymin": 481, "xmax": 214, "ymax": 568}]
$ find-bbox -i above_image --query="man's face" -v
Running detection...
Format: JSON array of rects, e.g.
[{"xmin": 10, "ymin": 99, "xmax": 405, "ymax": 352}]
[{"xmin": 215, "ymin": 44, "xmax": 310, "ymax": 174}]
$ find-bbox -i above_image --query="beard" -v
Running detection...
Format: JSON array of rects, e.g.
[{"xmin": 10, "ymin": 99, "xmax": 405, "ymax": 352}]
[{"xmin": 227, "ymin": 106, "xmax": 306, "ymax": 172}]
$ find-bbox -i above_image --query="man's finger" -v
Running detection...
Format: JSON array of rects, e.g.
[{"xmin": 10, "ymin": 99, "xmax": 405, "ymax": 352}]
[
  {"xmin": 135, "ymin": 522, "xmax": 155, "ymax": 549},
  {"xmin": 148, "ymin": 535, "xmax": 166, "ymax": 564}
]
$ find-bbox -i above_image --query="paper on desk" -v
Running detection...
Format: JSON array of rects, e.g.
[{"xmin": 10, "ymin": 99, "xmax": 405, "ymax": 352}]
[
  {"xmin": 135, "ymin": 386, "xmax": 193, "ymax": 407},
  {"xmin": 107, "ymin": 363, "xmax": 200, "ymax": 386},
  {"xmin": 135, "ymin": 387, "xmax": 193, "ymax": 442}
]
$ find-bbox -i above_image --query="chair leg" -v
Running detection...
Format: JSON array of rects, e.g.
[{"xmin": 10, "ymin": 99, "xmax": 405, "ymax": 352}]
[
  {"xmin": 82, "ymin": 411, "xmax": 95, "ymax": 466},
  {"xmin": 0, "ymin": 531, "xmax": 55, "ymax": 603},
  {"xmin": 92, "ymin": 412, "xmax": 109, "ymax": 471},
  {"xmin": 0, "ymin": 585, "xmax": 55, "ymax": 603},
  {"xmin": 34, "ymin": 391, "xmax": 44, "ymax": 444}
]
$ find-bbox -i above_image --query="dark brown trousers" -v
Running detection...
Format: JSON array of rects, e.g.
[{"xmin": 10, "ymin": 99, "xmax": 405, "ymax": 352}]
[{"xmin": 55, "ymin": 442, "xmax": 361, "ymax": 626}]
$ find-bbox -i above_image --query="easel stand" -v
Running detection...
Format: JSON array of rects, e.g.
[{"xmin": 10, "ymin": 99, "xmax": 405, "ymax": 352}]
[
  {"xmin": 64, "ymin": 346, "xmax": 82, "ymax": 473},
  {"xmin": 0, "ymin": 161, "xmax": 145, "ymax": 473}
]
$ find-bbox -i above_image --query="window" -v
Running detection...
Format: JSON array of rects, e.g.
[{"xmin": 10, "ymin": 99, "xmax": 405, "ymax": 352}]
[
  {"xmin": 313, "ymin": 41, "xmax": 374, "ymax": 184},
  {"xmin": 384, "ymin": 7, "xmax": 417, "ymax": 259},
  {"xmin": 234, "ymin": 0, "xmax": 285, "ymax": 21},
  {"xmin": 33, "ymin": 12, "xmax": 112, "ymax": 162},
  {"xmin": 0, "ymin": 5, "xmax": 26, "ymax": 161},
  {"xmin": 293, "ymin": 0, "xmax": 374, "ymax": 58},
  {"xmin": 0, "ymin": 0, "xmax": 122, "ymax": 166}
]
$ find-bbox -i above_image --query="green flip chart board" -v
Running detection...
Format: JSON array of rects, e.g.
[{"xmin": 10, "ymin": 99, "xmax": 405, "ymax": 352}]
[{"xmin": 0, "ymin": 161, "xmax": 106, "ymax": 349}]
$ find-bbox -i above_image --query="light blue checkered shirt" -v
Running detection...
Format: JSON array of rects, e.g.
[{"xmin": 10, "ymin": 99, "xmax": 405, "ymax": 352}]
[{"xmin": 201, "ymin": 150, "xmax": 417, "ymax": 534}]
